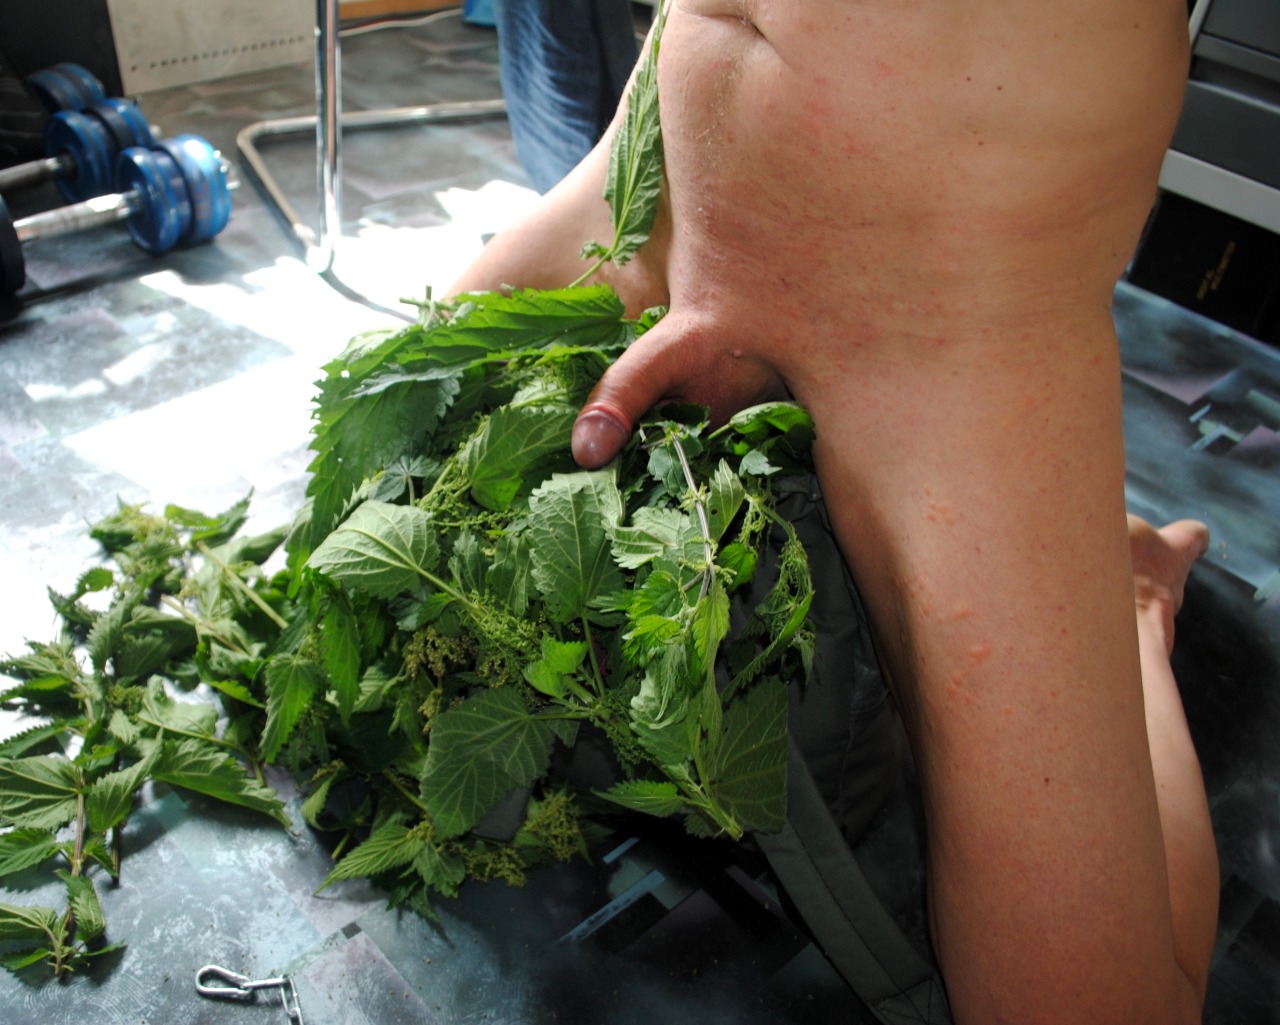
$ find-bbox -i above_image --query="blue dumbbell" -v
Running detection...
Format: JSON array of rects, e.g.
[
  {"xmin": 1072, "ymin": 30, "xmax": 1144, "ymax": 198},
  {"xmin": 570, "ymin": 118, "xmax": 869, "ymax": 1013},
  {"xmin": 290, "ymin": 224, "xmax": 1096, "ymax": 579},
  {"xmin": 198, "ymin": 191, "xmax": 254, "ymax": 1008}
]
[
  {"xmin": 0, "ymin": 135, "xmax": 235, "ymax": 296},
  {"xmin": 25, "ymin": 63, "xmax": 106, "ymax": 113},
  {"xmin": 0, "ymin": 99, "xmax": 156, "ymax": 201}
]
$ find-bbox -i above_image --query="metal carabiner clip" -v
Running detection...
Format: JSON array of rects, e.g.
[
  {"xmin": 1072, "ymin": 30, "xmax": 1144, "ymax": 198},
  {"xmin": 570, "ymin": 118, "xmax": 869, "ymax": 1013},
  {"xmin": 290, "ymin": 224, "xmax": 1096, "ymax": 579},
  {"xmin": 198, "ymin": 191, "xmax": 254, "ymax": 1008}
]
[{"xmin": 195, "ymin": 964, "xmax": 304, "ymax": 1024}]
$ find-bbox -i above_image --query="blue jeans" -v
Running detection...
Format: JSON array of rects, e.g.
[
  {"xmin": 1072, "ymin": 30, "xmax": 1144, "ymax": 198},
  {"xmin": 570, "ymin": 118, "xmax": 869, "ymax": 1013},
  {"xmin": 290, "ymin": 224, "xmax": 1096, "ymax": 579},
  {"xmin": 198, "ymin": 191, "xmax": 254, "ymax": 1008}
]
[{"xmin": 492, "ymin": 0, "xmax": 638, "ymax": 193}]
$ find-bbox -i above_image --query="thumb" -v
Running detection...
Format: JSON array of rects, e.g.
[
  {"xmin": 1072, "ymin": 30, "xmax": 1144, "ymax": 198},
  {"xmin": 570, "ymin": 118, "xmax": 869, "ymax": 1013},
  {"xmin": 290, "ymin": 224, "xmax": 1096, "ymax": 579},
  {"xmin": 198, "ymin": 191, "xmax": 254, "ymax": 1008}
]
[{"xmin": 572, "ymin": 320, "xmax": 689, "ymax": 468}]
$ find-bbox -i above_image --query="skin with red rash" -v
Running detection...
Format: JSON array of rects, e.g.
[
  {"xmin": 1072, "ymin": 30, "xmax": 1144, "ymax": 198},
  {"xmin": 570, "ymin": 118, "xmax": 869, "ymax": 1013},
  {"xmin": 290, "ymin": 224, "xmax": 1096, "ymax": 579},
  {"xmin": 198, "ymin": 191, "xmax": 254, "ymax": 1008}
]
[{"xmin": 448, "ymin": 3, "xmax": 1218, "ymax": 1022}]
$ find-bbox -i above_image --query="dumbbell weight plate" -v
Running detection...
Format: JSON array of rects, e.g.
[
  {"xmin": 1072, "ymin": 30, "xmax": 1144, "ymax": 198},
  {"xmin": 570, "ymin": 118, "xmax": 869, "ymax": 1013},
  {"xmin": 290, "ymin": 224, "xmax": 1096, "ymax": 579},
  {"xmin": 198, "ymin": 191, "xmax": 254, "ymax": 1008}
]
[
  {"xmin": 0, "ymin": 195, "xmax": 25, "ymax": 295},
  {"xmin": 44, "ymin": 110, "xmax": 114, "ymax": 203},
  {"xmin": 85, "ymin": 98, "xmax": 154, "ymax": 155},
  {"xmin": 154, "ymin": 135, "xmax": 231, "ymax": 246},
  {"xmin": 26, "ymin": 63, "xmax": 105, "ymax": 113},
  {"xmin": 113, "ymin": 146, "xmax": 191, "ymax": 255},
  {"xmin": 51, "ymin": 64, "xmax": 106, "ymax": 107}
]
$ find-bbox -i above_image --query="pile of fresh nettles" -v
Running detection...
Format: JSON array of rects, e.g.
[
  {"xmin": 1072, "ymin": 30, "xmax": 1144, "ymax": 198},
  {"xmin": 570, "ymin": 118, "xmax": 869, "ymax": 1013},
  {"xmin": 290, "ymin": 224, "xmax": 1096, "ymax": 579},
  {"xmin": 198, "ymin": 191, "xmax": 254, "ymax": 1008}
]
[{"xmin": 0, "ymin": 3, "xmax": 819, "ymax": 977}]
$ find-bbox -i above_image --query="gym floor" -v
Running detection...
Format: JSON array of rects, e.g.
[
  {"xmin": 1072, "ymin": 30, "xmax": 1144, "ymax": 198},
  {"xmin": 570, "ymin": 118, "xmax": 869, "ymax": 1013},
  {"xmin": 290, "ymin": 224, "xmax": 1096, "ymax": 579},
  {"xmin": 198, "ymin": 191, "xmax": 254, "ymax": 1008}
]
[{"xmin": 1, "ymin": 12, "xmax": 1277, "ymax": 1024}]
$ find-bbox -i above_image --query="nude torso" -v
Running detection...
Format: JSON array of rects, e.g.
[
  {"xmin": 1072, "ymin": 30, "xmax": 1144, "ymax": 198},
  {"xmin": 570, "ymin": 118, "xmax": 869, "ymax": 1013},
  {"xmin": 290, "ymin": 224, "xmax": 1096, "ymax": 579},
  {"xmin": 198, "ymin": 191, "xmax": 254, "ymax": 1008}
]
[
  {"xmin": 451, "ymin": 6, "xmax": 1206, "ymax": 1018},
  {"xmin": 648, "ymin": 4, "xmax": 1201, "ymax": 1020}
]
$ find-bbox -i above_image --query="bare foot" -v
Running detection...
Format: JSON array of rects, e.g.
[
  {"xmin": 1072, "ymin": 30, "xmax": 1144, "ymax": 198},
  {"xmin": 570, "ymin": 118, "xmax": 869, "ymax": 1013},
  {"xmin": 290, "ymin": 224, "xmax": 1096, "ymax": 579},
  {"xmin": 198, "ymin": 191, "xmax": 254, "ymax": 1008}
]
[{"xmin": 1128, "ymin": 515, "xmax": 1210, "ymax": 655}]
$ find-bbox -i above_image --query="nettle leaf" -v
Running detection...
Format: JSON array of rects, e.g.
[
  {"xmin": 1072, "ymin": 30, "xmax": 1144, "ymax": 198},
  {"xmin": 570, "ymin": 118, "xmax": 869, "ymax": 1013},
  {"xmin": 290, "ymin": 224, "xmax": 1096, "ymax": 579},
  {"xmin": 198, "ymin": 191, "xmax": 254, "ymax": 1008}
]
[
  {"xmin": 139, "ymin": 678, "xmax": 218, "ymax": 739},
  {"xmin": 438, "ymin": 285, "xmax": 630, "ymax": 358},
  {"xmin": 85, "ymin": 742, "xmax": 160, "ymax": 834},
  {"xmin": 320, "ymin": 820, "xmax": 425, "ymax": 889},
  {"xmin": 260, "ymin": 654, "xmax": 324, "ymax": 762},
  {"xmin": 152, "ymin": 738, "xmax": 289, "ymax": 827},
  {"xmin": 522, "ymin": 638, "xmax": 588, "ymax": 699},
  {"xmin": 0, "ymin": 755, "xmax": 82, "ymax": 830},
  {"xmin": 0, "ymin": 721, "xmax": 71, "ymax": 759},
  {"xmin": 46, "ymin": 565, "xmax": 113, "ymax": 628},
  {"xmin": 413, "ymin": 844, "xmax": 466, "ymax": 899},
  {"xmin": 164, "ymin": 492, "xmax": 251, "ymax": 546},
  {"xmin": 308, "ymin": 501, "xmax": 440, "ymax": 600},
  {"xmin": 486, "ymin": 532, "xmax": 532, "ymax": 617},
  {"xmin": 0, "ymin": 901, "xmax": 60, "ymax": 942},
  {"xmin": 420, "ymin": 688, "xmax": 556, "ymax": 838},
  {"xmin": 591, "ymin": 0, "xmax": 666, "ymax": 266},
  {"xmin": 690, "ymin": 580, "xmax": 730, "ymax": 672},
  {"xmin": 305, "ymin": 356, "xmax": 461, "ymax": 552},
  {"xmin": 86, "ymin": 592, "xmax": 138, "ymax": 676},
  {"xmin": 707, "ymin": 678, "xmax": 788, "ymax": 834},
  {"xmin": 705, "ymin": 462, "xmax": 746, "ymax": 542},
  {"xmin": 527, "ymin": 470, "xmax": 625, "ymax": 623},
  {"xmin": 319, "ymin": 596, "xmax": 362, "ymax": 724},
  {"xmin": 0, "ymin": 829, "xmax": 61, "ymax": 878},
  {"xmin": 447, "ymin": 529, "xmax": 485, "ymax": 597},
  {"xmin": 59, "ymin": 872, "xmax": 105, "ymax": 942},
  {"xmin": 596, "ymin": 779, "xmax": 686, "ymax": 817},
  {"xmin": 610, "ymin": 507, "xmax": 691, "ymax": 569},
  {"xmin": 0, "ymin": 639, "xmax": 85, "ymax": 696},
  {"xmin": 464, "ymin": 404, "xmax": 577, "ymax": 512}
]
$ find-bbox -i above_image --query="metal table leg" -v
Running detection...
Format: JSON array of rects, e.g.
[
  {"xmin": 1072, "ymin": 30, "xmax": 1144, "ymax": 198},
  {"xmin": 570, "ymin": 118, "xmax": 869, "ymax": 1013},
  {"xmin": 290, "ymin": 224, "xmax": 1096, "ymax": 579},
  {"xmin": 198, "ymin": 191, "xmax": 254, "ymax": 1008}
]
[{"xmin": 236, "ymin": 0, "xmax": 505, "ymax": 277}]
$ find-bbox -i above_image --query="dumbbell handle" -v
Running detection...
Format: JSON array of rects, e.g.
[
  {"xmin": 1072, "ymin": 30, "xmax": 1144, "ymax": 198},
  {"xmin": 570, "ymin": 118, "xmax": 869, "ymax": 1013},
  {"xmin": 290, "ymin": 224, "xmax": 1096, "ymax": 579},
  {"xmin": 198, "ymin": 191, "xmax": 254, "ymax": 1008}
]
[
  {"xmin": 0, "ymin": 155, "xmax": 74, "ymax": 193},
  {"xmin": 13, "ymin": 191, "xmax": 139, "ymax": 244},
  {"xmin": 13, "ymin": 157, "xmax": 238, "ymax": 246}
]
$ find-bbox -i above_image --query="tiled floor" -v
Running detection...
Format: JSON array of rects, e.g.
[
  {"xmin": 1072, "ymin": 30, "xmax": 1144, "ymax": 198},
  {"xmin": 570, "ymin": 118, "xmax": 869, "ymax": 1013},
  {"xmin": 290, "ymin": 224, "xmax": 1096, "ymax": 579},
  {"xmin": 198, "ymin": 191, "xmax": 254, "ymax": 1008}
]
[{"xmin": 1, "ymin": 11, "xmax": 1277, "ymax": 1024}]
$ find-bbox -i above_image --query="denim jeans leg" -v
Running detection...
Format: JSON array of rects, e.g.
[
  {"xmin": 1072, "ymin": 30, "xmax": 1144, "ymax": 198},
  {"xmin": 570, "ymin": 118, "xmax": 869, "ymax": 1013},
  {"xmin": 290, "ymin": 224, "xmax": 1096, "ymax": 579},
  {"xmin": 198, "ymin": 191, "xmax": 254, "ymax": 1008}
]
[{"xmin": 493, "ymin": 0, "xmax": 638, "ymax": 193}]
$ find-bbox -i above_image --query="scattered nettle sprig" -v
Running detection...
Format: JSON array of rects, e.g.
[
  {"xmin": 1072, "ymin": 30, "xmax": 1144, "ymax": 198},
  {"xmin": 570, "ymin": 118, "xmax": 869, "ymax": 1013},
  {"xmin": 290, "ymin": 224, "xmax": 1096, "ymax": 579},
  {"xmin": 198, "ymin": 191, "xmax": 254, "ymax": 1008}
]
[{"xmin": 0, "ymin": 0, "xmax": 820, "ymax": 977}]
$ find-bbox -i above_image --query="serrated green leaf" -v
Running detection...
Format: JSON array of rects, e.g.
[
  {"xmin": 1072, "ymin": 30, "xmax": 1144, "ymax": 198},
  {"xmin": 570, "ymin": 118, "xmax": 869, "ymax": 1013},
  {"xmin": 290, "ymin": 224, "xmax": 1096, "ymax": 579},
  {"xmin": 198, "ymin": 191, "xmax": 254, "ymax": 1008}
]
[
  {"xmin": 0, "ymin": 755, "xmax": 82, "ymax": 830},
  {"xmin": 204, "ymin": 678, "xmax": 264, "ymax": 709},
  {"xmin": 0, "ymin": 828, "xmax": 61, "ymax": 878},
  {"xmin": 521, "ymin": 638, "xmax": 588, "ymax": 700},
  {"xmin": 464, "ymin": 404, "xmax": 576, "ymax": 512},
  {"xmin": 705, "ymin": 462, "xmax": 746, "ymax": 542},
  {"xmin": 85, "ymin": 592, "xmax": 138, "ymax": 676},
  {"xmin": 0, "ymin": 946, "xmax": 53, "ymax": 971},
  {"xmin": 610, "ymin": 506, "xmax": 691, "ymax": 569},
  {"xmin": 59, "ymin": 872, "xmax": 105, "ymax": 942},
  {"xmin": 85, "ymin": 742, "xmax": 160, "ymax": 834},
  {"xmin": 413, "ymin": 843, "xmax": 466, "ymax": 899},
  {"xmin": 152, "ymin": 738, "xmax": 289, "ymax": 827},
  {"xmin": 486, "ymin": 532, "xmax": 532, "ymax": 617},
  {"xmin": 707, "ymin": 678, "xmax": 787, "ymax": 833},
  {"xmin": 594, "ymin": 0, "xmax": 666, "ymax": 266},
  {"xmin": 527, "ymin": 470, "xmax": 625, "ymax": 623},
  {"xmin": 308, "ymin": 501, "xmax": 441, "ymax": 599},
  {"xmin": 260, "ymin": 654, "xmax": 324, "ymax": 762},
  {"xmin": 304, "ymin": 373, "xmax": 461, "ymax": 555},
  {"xmin": 631, "ymin": 713, "xmax": 696, "ymax": 770},
  {"xmin": 164, "ymin": 493, "xmax": 251, "ymax": 546},
  {"xmin": 0, "ymin": 721, "xmax": 71, "ymax": 759},
  {"xmin": 300, "ymin": 771, "xmax": 340, "ymax": 830},
  {"xmin": 447, "ymin": 529, "xmax": 485, "ymax": 597},
  {"xmin": 0, "ymin": 901, "xmax": 60, "ymax": 942},
  {"xmin": 319, "ymin": 596, "xmax": 361, "ymax": 724},
  {"xmin": 139, "ymin": 677, "xmax": 218, "ymax": 739},
  {"xmin": 724, "ymin": 401, "xmax": 815, "ymax": 443},
  {"xmin": 105, "ymin": 710, "xmax": 141, "ymax": 747},
  {"xmin": 595, "ymin": 779, "xmax": 687, "ymax": 817},
  {"xmin": 320, "ymin": 820, "xmax": 426, "ymax": 889},
  {"xmin": 689, "ymin": 578, "xmax": 730, "ymax": 671},
  {"xmin": 420, "ymin": 688, "xmax": 555, "ymax": 838}
]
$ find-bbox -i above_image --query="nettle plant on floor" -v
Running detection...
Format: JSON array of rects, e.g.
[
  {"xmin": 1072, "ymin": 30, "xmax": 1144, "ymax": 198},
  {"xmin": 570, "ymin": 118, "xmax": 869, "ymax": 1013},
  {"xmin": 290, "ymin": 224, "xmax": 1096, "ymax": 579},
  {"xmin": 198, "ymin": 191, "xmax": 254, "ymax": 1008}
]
[{"xmin": 0, "ymin": 3, "xmax": 814, "ymax": 977}]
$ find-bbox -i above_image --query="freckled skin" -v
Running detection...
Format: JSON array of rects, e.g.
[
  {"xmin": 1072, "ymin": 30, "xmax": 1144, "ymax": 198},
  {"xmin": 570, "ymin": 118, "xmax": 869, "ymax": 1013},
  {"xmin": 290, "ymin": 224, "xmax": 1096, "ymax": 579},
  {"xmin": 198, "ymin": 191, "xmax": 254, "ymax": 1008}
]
[{"xmin": 448, "ymin": 3, "xmax": 1216, "ymax": 1022}]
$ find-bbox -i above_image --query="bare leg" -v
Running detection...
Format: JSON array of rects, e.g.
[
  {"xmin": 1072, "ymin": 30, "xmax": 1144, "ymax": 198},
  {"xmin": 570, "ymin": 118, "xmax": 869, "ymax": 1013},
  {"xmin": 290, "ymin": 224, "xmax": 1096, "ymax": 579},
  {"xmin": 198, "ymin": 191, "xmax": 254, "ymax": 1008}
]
[{"xmin": 1129, "ymin": 515, "xmax": 1219, "ymax": 998}]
